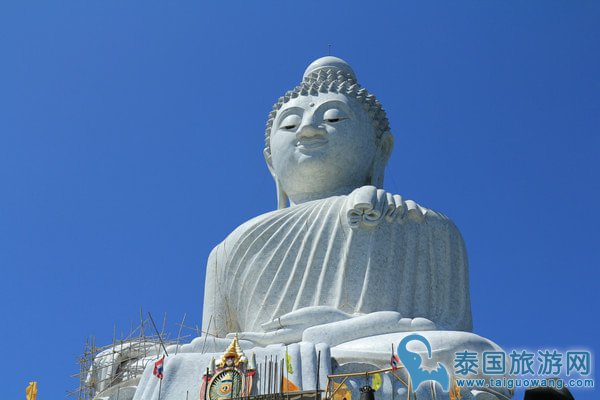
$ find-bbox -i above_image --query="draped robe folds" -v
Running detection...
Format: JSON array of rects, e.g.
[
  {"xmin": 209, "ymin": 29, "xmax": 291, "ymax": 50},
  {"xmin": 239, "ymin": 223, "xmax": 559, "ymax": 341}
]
[{"xmin": 202, "ymin": 191, "xmax": 472, "ymax": 340}]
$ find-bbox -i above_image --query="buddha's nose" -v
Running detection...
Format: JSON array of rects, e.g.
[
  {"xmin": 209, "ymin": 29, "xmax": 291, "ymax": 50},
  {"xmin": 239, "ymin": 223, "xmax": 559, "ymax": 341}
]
[{"xmin": 296, "ymin": 121, "xmax": 326, "ymax": 140}]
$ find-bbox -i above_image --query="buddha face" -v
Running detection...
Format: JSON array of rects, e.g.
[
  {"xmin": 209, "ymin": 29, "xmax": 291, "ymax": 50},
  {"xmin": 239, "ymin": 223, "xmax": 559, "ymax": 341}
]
[{"xmin": 269, "ymin": 92, "xmax": 379, "ymax": 203}]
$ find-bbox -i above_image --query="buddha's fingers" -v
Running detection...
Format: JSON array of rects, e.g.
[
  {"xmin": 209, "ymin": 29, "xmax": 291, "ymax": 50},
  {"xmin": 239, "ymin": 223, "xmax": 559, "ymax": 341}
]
[
  {"xmin": 408, "ymin": 317, "xmax": 437, "ymax": 330},
  {"xmin": 260, "ymin": 306, "xmax": 352, "ymax": 331},
  {"xmin": 390, "ymin": 193, "xmax": 406, "ymax": 222},
  {"xmin": 346, "ymin": 186, "xmax": 373, "ymax": 228},
  {"xmin": 347, "ymin": 185, "xmax": 395, "ymax": 227},
  {"xmin": 405, "ymin": 200, "xmax": 425, "ymax": 223},
  {"xmin": 302, "ymin": 313, "xmax": 437, "ymax": 347},
  {"xmin": 384, "ymin": 192, "xmax": 396, "ymax": 222},
  {"xmin": 346, "ymin": 209, "xmax": 363, "ymax": 228},
  {"xmin": 349, "ymin": 185, "xmax": 378, "ymax": 212},
  {"xmin": 362, "ymin": 189, "xmax": 387, "ymax": 226},
  {"xmin": 302, "ymin": 311, "xmax": 402, "ymax": 347},
  {"xmin": 227, "ymin": 328, "xmax": 301, "ymax": 347}
]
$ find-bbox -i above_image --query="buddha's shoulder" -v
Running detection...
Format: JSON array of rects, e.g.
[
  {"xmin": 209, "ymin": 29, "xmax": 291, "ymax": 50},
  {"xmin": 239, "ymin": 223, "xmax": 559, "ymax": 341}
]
[
  {"xmin": 212, "ymin": 202, "xmax": 320, "ymax": 250},
  {"xmin": 211, "ymin": 189, "xmax": 462, "ymax": 251},
  {"xmin": 408, "ymin": 201, "xmax": 456, "ymax": 225},
  {"xmin": 210, "ymin": 197, "xmax": 345, "ymax": 250}
]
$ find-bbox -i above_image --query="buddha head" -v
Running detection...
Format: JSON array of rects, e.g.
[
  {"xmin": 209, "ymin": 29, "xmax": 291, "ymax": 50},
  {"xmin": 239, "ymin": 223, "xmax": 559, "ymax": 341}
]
[{"xmin": 264, "ymin": 56, "xmax": 394, "ymax": 209}]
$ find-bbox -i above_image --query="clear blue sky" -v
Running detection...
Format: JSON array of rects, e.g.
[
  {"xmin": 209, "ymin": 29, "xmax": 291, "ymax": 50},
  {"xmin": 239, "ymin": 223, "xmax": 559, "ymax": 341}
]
[{"xmin": 1, "ymin": 1, "xmax": 598, "ymax": 399}]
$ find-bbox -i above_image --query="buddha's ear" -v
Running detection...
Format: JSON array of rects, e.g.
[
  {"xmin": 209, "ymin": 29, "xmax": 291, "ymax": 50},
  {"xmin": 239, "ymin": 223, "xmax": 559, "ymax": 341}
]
[
  {"xmin": 264, "ymin": 148, "xmax": 275, "ymax": 176},
  {"xmin": 370, "ymin": 132, "xmax": 394, "ymax": 188},
  {"xmin": 379, "ymin": 131, "xmax": 394, "ymax": 161},
  {"xmin": 275, "ymin": 179, "xmax": 288, "ymax": 209},
  {"xmin": 264, "ymin": 148, "xmax": 288, "ymax": 209}
]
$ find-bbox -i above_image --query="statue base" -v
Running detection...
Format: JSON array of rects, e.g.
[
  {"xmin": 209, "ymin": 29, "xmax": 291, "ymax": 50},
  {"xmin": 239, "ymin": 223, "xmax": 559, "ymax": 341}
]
[{"xmin": 98, "ymin": 331, "xmax": 515, "ymax": 400}]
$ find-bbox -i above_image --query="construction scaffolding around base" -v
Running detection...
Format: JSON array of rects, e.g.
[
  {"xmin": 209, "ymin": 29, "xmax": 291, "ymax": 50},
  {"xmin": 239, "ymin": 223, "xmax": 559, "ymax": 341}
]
[{"xmin": 68, "ymin": 312, "xmax": 194, "ymax": 400}]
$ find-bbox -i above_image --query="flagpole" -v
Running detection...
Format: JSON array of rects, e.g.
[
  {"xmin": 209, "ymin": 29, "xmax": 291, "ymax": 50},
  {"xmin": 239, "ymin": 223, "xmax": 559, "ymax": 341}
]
[
  {"xmin": 390, "ymin": 343, "xmax": 396, "ymax": 400},
  {"xmin": 316, "ymin": 350, "xmax": 321, "ymax": 400},
  {"xmin": 280, "ymin": 361, "xmax": 284, "ymax": 394},
  {"xmin": 268, "ymin": 358, "xmax": 272, "ymax": 397},
  {"xmin": 157, "ymin": 373, "xmax": 163, "ymax": 400},
  {"xmin": 391, "ymin": 343, "xmax": 395, "ymax": 400},
  {"xmin": 204, "ymin": 367, "xmax": 209, "ymax": 400},
  {"xmin": 274, "ymin": 356, "xmax": 278, "ymax": 396}
]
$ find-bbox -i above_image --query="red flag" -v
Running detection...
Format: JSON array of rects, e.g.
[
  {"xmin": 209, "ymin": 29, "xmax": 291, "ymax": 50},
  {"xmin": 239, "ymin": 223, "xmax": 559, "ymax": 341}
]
[
  {"xmin": 390, "ymin": 344, "xmax": 400, "ymax": 371},
  {"xmin": 390, "ymin": 354, "xmax": 400, "ymax": 371},
  {"xmin": 153, "ymin": 356, "xmax": 165, "ymax": 379}
]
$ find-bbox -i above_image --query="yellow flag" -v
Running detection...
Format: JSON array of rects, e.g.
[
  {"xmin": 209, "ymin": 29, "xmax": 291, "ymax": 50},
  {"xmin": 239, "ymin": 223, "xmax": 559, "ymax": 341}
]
[
  {"xmin": 449, "ymin": 379, "xmax": 462, "ymax": 400},
  {"xmin": 26, "ymin": 381, "xmax": 38, "ymax": 400},
  {"xmin": 285, "ymin": 348, "xmax": 294, "ymax": 374},
  {"xmin": 371, "ymin": 373, "xmax": 382, "ymax": 391}
]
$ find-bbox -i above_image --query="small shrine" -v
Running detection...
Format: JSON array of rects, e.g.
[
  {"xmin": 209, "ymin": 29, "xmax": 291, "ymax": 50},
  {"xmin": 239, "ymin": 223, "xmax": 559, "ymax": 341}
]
[{"xmin": 201, "ymin": 336, "xmax": 256, "ymax": 400}]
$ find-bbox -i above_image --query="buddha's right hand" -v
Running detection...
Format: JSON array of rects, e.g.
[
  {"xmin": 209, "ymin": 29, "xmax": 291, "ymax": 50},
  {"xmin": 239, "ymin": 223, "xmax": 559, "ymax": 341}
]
[
  {"xmin": 261, "ymin": 306, "xmax": 353, "ymax": 330},
  {"xmin": 346, "ymin": 185, "xmax": 426, "ymax": 228},
  {"xmin": 229, "ymin": 306, "xmax": 353, "ymax": 346}
]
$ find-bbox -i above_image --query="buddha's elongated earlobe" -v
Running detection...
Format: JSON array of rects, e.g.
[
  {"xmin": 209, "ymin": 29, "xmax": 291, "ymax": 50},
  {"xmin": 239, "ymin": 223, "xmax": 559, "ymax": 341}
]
[
  {"xmin": 275, "ymin": 178, "xmax": 288, "ymax": 209},
  {"xmin": 370, "ymin": 132, "xmax": 394, "ymax": 188},
  {"xmin": 264, "ymin": 148, "xmax": 289, "ymax": 209}
]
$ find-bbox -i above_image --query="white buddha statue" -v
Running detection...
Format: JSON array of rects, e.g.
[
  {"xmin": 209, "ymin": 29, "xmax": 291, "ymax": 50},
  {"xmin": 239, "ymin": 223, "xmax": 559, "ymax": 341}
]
[
  {"xmin": 130, "ymin": 57, "xmax": 513, "ymax": 400},
  {"xmin": 202, "ymin": 56, "xmax": 471, "ymax": 341}
]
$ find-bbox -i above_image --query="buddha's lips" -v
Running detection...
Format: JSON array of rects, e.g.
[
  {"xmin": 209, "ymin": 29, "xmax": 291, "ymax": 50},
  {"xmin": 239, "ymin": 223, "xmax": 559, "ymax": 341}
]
[{"xmin": 296, "ymin": 138, "xmax": 328, "ymax": 151}]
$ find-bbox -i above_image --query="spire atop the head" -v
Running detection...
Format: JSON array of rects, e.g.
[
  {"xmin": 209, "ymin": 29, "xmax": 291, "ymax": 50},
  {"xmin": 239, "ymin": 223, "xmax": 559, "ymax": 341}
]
[{"xmin": 303, "ymin": 56, "xmax": 356, "ymax": 81}]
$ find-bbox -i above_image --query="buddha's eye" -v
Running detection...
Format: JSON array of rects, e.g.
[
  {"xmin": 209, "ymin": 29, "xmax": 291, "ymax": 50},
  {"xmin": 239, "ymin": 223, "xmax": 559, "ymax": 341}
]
[
  {"xmin": 279, "ymin": 114, "xmax": 302, "ymax": 130},
  {"xmin": 323, "ymin": 108, "xmax": 347, "ymax": 123}
]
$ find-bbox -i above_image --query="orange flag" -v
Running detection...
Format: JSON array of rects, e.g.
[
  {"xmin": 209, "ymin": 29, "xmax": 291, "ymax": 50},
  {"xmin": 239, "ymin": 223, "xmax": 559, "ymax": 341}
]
[{"xmin": 282, "ymin": 376, "xmax": 300, "ymax": 393}]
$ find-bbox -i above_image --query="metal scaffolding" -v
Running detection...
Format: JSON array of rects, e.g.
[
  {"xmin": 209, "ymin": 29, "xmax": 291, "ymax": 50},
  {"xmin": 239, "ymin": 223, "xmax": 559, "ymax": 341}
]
[{"xmin": 69, "ymin": 312, "xmax": 190, "ymax": 400}]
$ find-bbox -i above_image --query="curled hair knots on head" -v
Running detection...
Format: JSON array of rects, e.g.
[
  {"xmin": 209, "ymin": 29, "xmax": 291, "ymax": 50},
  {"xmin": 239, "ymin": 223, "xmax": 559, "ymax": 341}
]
[{"xmin": 264, "ymin": 67, "xmax": 392, "ymax": 165}]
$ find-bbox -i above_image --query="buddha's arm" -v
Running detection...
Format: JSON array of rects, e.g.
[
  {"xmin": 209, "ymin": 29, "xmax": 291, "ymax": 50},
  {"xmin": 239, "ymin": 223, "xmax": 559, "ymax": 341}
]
[
  {"xmin": 202, "ymin": 244, "xmax": 237, "ymax": 338},
  {"xmin": 168, "ymin": 242, "xmax": 255, "ymax": 354},
  {"xmin": 230, "ymin": 306, "xmax": 353, "ymax": 346},
  {"xmin": 343, "ymin": 185, "xmax": 472, "ymax": 332}
]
